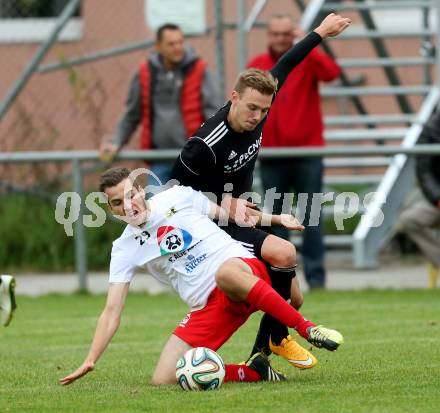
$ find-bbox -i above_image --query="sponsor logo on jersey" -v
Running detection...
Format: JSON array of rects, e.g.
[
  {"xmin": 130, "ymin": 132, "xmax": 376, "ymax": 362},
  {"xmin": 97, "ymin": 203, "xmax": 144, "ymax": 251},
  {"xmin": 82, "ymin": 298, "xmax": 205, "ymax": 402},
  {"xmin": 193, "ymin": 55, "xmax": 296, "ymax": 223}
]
[
  {"xmin": 228, "ymin": 150, "xmax": 238, "ymax": 160},
  {"xmin": 224, "ymin": 135, "xmax": 262, "ymax": 173},
  {"xmin": 157, "ymin": 226, "xmax": 192, "ymax": 256},
  {"xmin": 168, "ymin": 241, "xmax": 202, "ymax": 263},
  {"xmin": 184, "ymin": 253, "xmax": 208, "ymax": 274}
]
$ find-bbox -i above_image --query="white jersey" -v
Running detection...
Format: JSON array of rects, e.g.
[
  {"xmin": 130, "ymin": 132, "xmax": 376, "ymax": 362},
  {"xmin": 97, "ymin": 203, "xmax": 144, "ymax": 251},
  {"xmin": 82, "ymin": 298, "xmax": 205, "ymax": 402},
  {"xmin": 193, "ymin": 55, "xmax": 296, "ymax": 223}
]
[{"xmin": 109, "ymin": 186, "xmax": 254, "ymax": 308}]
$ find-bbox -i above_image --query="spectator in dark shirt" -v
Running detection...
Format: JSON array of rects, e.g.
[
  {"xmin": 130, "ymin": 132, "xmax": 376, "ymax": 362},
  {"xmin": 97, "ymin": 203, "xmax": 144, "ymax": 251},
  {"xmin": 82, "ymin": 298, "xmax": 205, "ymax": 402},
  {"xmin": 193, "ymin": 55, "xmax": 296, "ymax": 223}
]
[
  {"xmin": 399, "ymin": 108, "xmax": 440, "ymax": 271},
  {"xmin": 172, "ymin": 13, "xmax": 350, "ymax": 369},
  {"xmin": 248, "ymin": 14, "xmax": 341, "ymax": 289}
]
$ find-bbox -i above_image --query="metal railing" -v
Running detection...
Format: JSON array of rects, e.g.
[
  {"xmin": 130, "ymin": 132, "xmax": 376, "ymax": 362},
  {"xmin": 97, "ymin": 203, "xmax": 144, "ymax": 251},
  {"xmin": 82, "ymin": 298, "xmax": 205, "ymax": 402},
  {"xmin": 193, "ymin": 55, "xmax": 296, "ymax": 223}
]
[
  {"xmin": 2, "ymin": 144, "xmax": 440, "ymax": 291},
  {"xmin": 0, "ymin": 0, "xmax": 81, "ymax": 120},
  {"xmin": 353, "ymin": 86, "xmax": 440, "ymax": 268},
  {"xmin": 0, "ymin": 0, "xmax": 228, "ymax": 119},
  {"xmin": 1, "ymin": 0, "xmax": 439, "ymax": 285}
]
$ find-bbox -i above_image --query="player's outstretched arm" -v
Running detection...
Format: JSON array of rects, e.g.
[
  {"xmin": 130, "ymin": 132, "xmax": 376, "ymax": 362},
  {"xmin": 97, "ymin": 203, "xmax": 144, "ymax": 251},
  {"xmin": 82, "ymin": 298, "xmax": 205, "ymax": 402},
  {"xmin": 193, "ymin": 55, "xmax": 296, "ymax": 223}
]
[
  {"xmin": 59, "ymin": 360, "xmax": 96, "ymax": 386},
  {"xmin": 220, "ymin": 196, "xmax": 258, "ymax": 227},
  {"xmin": 59, "ymin": 283, "xmax": 130, "ymax": 385},
  {"xmin": 313, "ymin": 13, "xmax": 351, "ymax": 39},
  {"xmin": 201, "ymin": 195, "xmax": 258, "ymax": 227},
  {"xmin": 276, "ymin": 214, "xmax": 305, "ymax": 231},
  {"xmin": 270, "ymin": 13, "xmax": 350, "ymax": 89},
  {"xmin": 246, "ymin": 208, "xmax": 305, "ymax": 231}
]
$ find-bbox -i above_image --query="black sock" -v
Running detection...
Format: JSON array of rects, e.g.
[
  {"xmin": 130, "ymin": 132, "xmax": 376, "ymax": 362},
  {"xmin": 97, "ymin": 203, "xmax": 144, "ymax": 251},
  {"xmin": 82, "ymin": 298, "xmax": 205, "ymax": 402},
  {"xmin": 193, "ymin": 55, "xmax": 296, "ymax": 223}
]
[
  {"xmin": 248, "ymin": 267, "xmax": 296, "ymax": 357},
  {"xmin": 249, "ymin": 314, "xmax": 277, "ymax": 357},
  {"xmin": 269, "ymin": 266, "xmax": 296, "ymax": 300},
  {"xmin": 268, "ymin": 266, "xmax": 297, "ymax": 345}
]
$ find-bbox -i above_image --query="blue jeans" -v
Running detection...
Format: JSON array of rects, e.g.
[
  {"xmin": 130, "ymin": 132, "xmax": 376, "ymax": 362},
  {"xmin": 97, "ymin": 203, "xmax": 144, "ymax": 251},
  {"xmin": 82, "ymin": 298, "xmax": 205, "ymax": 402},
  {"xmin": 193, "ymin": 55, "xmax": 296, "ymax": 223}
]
[
  {"xmin": 145, "ymin": 162, "xmax": 174, "ymax": 196},
  {"xmin": 260, "ymin": 157, "xmax": 326, "ymax": 288}
]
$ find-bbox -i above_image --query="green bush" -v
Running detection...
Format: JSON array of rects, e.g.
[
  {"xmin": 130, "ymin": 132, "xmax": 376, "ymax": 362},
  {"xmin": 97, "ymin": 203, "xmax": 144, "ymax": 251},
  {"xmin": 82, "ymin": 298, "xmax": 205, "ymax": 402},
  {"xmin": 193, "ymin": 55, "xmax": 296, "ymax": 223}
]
[
  {"xmin": 0, "ymin": 194, "xmax": 123, "ymax": 272},
  {"xmin": 1, "ymin": 182, "xmax": 370, "ymax": 271},
  {"xmin": 324, "ymin": 214, "xmax": 361, "ymax": 235}
]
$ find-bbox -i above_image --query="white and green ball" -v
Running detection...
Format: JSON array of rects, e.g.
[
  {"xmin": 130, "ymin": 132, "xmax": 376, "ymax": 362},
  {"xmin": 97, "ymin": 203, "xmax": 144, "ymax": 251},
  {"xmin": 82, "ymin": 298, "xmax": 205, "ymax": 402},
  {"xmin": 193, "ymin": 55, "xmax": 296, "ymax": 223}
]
[{"xmin": 176, "ymin": 347, "xmax": 225, "ymax": 391}]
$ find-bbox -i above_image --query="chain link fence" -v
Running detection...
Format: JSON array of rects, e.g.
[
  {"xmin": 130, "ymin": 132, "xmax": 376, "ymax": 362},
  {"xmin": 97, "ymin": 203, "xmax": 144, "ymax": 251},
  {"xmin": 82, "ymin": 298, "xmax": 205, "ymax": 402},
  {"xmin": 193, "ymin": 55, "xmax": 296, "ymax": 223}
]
[
  {"xmin": 0, "ymin": 0, "xmax": 74, "ymax": 18},
  {"xmin": 0, "ymin": 0, "xmax": 260, "ymax": 274},
  {"xmin": 1, "ymin": 0, "xmax": 437, "ymax": 168},
  {"xmin": 1, "ymin": 0, "xmax": 437, "ymax": 274},
  {"xmin": 0, "ymin": 0, "xmax": 226, "ymax": 182},
  {"xmin": 0, "ymin": 0, "xmax": 305, "ymax": 186}
]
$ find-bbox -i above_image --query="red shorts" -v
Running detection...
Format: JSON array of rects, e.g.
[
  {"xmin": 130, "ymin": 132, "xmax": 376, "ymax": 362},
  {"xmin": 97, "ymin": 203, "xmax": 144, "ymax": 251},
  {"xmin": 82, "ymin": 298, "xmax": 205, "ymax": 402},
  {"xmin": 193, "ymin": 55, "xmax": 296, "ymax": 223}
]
[{"xmin": 173, "ymin": 257, "xmax": 271, "ymax": 350}]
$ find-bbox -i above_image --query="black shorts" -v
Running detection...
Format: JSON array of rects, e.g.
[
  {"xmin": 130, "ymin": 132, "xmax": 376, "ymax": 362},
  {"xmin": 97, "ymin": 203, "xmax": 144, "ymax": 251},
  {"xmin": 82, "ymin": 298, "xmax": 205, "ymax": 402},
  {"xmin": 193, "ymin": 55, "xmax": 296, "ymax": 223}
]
[
  {"xmin": 221, "ymin": 223, "xmax": 272, "ymax": 260},
  {"xmin": 222, "ymin": 224, "xmax": 295, "ymax": 296}
]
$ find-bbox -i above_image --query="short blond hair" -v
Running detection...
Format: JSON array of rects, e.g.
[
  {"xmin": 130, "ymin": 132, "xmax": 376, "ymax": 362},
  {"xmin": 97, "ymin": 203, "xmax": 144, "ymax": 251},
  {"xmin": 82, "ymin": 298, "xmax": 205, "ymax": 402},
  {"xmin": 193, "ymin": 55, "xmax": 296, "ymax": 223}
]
[{"xmin": 233, "ymin": 69, "xmax": 278, "ymax": 96}]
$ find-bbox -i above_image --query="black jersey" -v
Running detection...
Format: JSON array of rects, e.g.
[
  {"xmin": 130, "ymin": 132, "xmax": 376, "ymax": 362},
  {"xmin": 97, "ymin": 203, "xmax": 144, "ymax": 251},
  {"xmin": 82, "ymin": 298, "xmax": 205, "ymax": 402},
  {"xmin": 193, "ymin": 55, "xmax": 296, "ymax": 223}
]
[
  {"xmin": 171, "ymin": 100, "xmax": 263, "ymax": 200},
  {"xmin": 171, "ymin": 32, "xmax": 322, "ymax": 203}
]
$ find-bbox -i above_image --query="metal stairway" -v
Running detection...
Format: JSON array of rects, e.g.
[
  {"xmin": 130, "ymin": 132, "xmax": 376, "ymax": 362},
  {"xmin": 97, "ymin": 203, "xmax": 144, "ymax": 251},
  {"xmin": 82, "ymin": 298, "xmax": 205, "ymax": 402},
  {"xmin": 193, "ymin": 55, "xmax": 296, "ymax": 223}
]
[{"xmin": 287, "ymin": 0, "xmax": 440, "ymax": 267}]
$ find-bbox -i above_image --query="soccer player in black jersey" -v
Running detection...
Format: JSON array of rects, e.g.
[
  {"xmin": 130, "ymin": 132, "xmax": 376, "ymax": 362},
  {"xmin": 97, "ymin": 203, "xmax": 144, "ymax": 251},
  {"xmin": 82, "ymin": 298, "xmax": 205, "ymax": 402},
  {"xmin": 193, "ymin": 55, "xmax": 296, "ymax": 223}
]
[{"xmin": 171, "ymin": 13, "xmax": 350, "ymax": 369}]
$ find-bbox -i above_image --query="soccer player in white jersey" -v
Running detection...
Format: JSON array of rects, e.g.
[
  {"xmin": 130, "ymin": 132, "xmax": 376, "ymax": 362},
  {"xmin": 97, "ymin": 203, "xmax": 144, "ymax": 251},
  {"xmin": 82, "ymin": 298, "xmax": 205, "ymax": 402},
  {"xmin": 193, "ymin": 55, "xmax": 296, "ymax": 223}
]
[
  {"xmin": 60, "ymin": 167, "xmax": 343, "ymax": 386},
  {"xmin": 171, "ymin": 12, "xmax": 351, "ymax": 369}
]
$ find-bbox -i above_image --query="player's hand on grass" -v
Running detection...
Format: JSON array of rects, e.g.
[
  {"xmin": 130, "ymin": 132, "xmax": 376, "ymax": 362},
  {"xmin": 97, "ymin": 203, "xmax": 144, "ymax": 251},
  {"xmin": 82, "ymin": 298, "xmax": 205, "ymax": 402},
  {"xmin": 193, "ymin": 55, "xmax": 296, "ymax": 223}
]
[
  {"xmin": 59, "ymin": 360, "xmax": 95, "ymax": 386},
  {"xmin": 278, "ymin": 214, "xmax": 304, "ymax": 231},
  {"xmin": 314, "ymin": 13, "xmax": 351, "ymax": 39}
]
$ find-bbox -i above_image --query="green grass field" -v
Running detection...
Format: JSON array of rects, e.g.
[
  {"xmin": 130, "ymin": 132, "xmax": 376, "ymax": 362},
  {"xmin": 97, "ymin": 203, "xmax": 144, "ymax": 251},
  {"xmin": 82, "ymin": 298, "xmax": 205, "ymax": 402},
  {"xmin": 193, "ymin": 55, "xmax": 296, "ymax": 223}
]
[{"xmin": 1, "ymin": 289, "xmax": 439, "ymax": 413}]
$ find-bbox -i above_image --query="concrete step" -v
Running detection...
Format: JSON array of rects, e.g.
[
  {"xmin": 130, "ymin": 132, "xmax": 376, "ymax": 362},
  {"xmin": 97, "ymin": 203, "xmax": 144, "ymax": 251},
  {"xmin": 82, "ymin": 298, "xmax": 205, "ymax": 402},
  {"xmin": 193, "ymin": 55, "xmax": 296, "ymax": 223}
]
[
  {"xmin": 324, "ymin": 157, "xmax": 390, "ymax": 168},
  {"xmin": 253, "ymin": 174, "xmax": 381, "ymax": 193},
  {"xmin": 336, "ymin": 29, "xmax": 435, "ymax": 40},
  {"xmin": 322, "ymin": 205, "xmax": 366, "ymax": 217},
  {"xmin": 324, "ymin": 114, "xmax": 418, "ymax": 126},
  {"xmin": 290, "ymin": 234, "xmax": 353, "ymax": 247},
  {"xmin": 324, "ymin": 174, "xmax": 382, "ymax": 185},
  {"xmin": 322, "ymin": 1, "xmax": 436, "ymax": 11},
  {"xmin": 321, "ymin": 85, "xmax": 431, "ymax": 97},
  {"xmin": 325, "ymin": 128, "xmax": 408, "ymax": 142},
  {"xmin": 338, "ymin": 57, "xmax": 435, "ymax": 68}
]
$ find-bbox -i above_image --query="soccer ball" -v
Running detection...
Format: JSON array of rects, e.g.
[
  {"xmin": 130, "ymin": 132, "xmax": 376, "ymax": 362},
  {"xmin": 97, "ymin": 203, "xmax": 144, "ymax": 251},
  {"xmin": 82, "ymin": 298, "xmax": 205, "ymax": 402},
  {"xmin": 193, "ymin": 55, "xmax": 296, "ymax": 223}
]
[{"xmin": 176, "ymin": 347, "xmax": 225, "ymax": 391}]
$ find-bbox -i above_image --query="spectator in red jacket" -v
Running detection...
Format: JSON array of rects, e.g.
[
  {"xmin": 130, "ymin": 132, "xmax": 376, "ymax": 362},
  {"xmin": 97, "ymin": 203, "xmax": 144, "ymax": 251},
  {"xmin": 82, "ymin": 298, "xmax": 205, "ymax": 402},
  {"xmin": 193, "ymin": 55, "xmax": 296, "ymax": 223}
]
[
  {"xmin": 100, "ymin": 23, "xmax": 219, "ymax": 188},
  {"xmin": 248, "ymin": 13, "xmax": 341, "ymax": 289}
]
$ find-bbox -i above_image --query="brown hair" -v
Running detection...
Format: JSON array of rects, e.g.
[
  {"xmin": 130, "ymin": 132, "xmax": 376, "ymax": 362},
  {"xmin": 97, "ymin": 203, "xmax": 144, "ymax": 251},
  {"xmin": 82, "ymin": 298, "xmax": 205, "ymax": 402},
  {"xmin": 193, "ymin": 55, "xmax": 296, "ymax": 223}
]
[
  {"xmin": 270, "ymin": 13, "xmax": 295, "ymax": 24},
  {"xmin": 156, "ymin": 23, "xmax": 182, "ymax": 43},
  {"xmin": 233, "ymin": 69, "xmax": 278, "ymax": 96},
  {"xmin": 99, "ymin": 167, "xmax": 131, "ymax": 193}
]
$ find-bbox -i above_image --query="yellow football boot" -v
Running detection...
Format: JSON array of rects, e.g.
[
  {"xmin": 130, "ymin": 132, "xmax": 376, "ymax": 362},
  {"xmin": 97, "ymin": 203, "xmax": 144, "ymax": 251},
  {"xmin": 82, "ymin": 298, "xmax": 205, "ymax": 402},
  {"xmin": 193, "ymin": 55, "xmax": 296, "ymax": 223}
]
[
  {"xmin": 307, "ymin": 326, "xmax": 344, "ymax": 351},
  {"xmin": 269, "ymin": 335, "xmax": 318, "ymax": 369}
]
